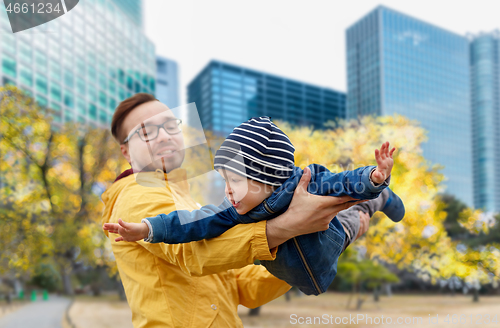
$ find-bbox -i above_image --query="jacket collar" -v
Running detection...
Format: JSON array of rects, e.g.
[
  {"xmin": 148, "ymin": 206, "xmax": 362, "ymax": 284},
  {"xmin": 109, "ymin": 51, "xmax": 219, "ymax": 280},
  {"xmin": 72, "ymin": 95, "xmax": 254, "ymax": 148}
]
[{"xmin": 114, "ymin": 167, "xmax": 188, "ymax": 184}]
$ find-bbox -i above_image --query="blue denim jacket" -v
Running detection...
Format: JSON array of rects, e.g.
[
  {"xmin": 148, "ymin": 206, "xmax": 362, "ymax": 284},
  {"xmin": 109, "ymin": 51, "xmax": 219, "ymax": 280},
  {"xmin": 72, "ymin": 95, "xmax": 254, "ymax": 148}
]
[{"xmin": 144, "ymin": 164, "xmax": 389, "ymax": 295}]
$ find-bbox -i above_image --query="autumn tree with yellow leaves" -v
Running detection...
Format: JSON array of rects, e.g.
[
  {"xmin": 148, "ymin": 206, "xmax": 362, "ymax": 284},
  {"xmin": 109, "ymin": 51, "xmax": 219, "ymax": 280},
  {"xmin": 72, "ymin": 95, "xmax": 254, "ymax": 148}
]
[
  {"xmin": 0, "ymin": 86, "xmax": 129, "ymax": 294},
  {"xmin": 278, "ymin": 115, "xmax": 499, "ymax": 298}
]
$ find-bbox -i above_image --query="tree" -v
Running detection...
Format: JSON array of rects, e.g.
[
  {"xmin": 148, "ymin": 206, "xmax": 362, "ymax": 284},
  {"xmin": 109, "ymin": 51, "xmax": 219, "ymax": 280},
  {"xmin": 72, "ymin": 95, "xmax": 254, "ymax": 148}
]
[
  {"xmin": 278, "ymin": 115, "xmax": 500, "ymax": 295},
  {"xmin": 0, "ymin": 86, "xmax": 129, "ymax": 294},
  {"xmin": 440, "ymin": 194, "xmax": 470, "ymax": 239}
]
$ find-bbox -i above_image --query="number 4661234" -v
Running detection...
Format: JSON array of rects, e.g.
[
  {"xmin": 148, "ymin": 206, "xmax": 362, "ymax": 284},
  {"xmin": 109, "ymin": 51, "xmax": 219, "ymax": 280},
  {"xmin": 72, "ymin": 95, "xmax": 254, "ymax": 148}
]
[{"xmin": 6, "ymin": 2, "xmax": 62, "ymax": 14}]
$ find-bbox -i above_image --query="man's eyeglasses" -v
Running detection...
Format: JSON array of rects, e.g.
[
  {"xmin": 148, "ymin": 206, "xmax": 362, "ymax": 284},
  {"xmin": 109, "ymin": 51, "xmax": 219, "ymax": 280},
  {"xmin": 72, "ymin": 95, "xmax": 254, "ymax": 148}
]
[{"xmin": 122, "ymin": 119, "xmax": 182, "ymax": 144}]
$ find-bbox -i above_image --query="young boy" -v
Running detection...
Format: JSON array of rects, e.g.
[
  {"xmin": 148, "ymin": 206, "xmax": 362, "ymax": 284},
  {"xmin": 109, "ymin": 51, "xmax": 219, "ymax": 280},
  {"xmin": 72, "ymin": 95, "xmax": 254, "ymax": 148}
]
[{"xmin": 104, "ymin": 116, "xmax": 404, "ymax": 295}]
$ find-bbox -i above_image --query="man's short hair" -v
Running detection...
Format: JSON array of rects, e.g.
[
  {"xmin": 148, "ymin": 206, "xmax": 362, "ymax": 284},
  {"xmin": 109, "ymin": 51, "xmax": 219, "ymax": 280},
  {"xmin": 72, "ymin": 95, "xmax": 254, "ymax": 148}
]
[{"xmin": 111, "ymin": 93, "xmax": 158, "ymax": 144}]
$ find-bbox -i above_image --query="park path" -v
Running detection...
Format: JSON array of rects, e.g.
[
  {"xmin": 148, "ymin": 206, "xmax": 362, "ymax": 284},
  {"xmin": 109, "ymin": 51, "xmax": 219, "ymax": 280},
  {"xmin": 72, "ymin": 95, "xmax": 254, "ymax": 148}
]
[{"xmin": 0, "ymin": 296, "xmax": 70, "ymax": 328}]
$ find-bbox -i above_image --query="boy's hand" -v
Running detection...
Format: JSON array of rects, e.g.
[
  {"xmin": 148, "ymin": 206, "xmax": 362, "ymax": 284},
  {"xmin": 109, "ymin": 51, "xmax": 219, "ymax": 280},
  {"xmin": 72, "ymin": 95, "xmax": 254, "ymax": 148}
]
[
  {"xmin": 371, "ymin": 141, "xmax": 396, "ymax": 185},
  {"xmin": 103, "ymin": 219, "xmax": 149, "ymax": 242}
]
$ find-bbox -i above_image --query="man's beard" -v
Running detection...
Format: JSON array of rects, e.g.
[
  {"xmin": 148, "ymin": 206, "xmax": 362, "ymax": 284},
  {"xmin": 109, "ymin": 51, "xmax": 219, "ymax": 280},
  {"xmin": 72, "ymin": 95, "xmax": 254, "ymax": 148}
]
[{"xmin": 130, "ymin": 152, "xmax": 182, "ymax": 173}]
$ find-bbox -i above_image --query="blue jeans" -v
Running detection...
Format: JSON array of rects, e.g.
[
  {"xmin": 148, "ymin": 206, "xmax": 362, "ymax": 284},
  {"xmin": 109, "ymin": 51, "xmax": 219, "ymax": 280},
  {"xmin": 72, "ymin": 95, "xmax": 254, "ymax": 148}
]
[{"xmin": 145, "ymin": 164, "xmax": 389, "ymax": 295}]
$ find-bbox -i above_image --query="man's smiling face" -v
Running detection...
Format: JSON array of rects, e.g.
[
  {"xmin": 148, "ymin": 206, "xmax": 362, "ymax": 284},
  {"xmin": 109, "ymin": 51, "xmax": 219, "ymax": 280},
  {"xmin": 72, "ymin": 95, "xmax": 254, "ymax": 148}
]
[{"xmin": 120, "ymin": 101, "xmax": 185, "ymax": 173}]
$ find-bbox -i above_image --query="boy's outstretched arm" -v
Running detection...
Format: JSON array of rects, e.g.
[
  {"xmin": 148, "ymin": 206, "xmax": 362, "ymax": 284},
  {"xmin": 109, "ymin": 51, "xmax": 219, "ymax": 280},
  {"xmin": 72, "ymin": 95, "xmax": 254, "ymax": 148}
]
[
  {"xmin": 103, "ymin": 200, "xmax": 240, "ymax": 244},
  {"xmin": 103, "ymin": 219, "xmax": 149, "ymax": 242},
  {"xmin": 308, "ymin": 141, "xmax": 396, "ymax": 200}
]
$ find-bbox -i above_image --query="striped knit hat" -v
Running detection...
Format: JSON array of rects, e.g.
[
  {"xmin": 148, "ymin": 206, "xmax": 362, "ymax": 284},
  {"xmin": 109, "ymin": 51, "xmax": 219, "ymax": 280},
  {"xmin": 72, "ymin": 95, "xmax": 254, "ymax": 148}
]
[{"xmin": 213, "ymin": 117, "xmax": 295, "ymax": 187}]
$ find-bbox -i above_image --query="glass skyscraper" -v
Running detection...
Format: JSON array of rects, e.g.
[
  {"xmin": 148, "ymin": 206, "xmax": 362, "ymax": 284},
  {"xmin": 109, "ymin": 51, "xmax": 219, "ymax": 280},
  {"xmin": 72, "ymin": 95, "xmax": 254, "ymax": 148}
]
[
  {"xmin": 110, "ymin": 0, "xmax": 143, "ymax": 28},
  {"xmin": 346, "ymin": 6, "xmax": 473, "ymax": 206},
  {"xmin": 0, "ymin": 0, "xmax": 156, "ymax": 128},
  {"xmin": 156, "ymin": 56, "xmax": 179, "ymax": 109},
  {"xmin": 470, "ymin": 31, "xmax": 500, "ymax": 212},
  {"xmin": 188, "ymin": 60, "xmax": 346, "ymax": 137}
]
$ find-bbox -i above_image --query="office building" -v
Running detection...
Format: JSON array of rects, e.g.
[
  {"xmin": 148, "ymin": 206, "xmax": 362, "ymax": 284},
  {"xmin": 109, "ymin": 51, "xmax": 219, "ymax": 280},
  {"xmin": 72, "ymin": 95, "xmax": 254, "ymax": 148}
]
[
  {"xmin": 470, "ymin": 31, "xmax": 500, "ymax": 212},
  {"xmin": 188, "ymin": 60, "xmax": 346, "ymax": 137},
  {"xmin": 156, "ymin": 56, "xmax": 179, "ymax": 109},
  {"xmin": 0, "ymin": 0, "xmax": 156, "ymax": 128},
  {"xmin": 346, "ymin": 6, "xmax": 473, "ymax": 206},
  {"xmin": 110, "ymin": 0, "xmax": 143, "ymax": 28}
]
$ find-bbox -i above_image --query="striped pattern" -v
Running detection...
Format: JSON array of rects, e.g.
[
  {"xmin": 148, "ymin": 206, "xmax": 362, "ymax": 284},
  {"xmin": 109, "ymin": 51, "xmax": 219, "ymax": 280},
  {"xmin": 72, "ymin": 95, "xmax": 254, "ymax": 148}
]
[{"xmin": 214, "ymin": 117, "xmax": 295, "ymax": 186}]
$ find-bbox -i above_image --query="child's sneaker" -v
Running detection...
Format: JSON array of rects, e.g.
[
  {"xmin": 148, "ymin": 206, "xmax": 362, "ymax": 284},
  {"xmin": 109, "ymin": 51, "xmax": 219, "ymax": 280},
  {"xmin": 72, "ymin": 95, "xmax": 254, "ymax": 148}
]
[{"xmin": 381, "ymin": 188, "xmax": 405, "ymax": 222}]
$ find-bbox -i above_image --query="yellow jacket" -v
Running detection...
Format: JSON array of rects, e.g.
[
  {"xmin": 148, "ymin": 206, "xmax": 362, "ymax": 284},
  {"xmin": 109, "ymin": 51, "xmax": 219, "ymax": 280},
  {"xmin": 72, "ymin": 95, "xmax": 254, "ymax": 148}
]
[{"xmin": 101, "ymin": 168, "xmax": 291, "ymax": 328}]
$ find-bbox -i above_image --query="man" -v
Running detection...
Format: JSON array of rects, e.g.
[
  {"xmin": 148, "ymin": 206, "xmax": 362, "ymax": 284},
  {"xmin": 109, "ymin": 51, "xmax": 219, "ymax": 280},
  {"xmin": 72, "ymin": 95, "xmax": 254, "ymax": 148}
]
[{"xmin": 101, "ymin": 93, "xmax": 370, "ymax": 327}]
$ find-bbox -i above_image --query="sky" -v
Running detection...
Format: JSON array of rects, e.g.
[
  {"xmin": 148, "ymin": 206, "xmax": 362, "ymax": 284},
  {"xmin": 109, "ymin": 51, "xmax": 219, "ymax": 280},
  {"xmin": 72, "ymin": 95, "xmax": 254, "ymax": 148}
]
[{"xmin": 144, "ymin": 0, "xmax": 500, "ymax": 104}]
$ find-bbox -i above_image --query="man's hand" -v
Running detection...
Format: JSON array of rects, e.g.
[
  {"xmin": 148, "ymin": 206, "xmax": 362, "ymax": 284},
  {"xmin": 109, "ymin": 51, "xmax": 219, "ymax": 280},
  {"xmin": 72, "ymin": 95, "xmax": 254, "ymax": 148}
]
[
  {"xmin": 266, "ymin": 167, "xmax": 368, "ymax": 249},
  {"xmin": 103, "ymin": 219, "xmax": 150, "ymax": 242},
  {"xmin": 371, "ymin": 141, "xmax": 396, "ymax": 184}
]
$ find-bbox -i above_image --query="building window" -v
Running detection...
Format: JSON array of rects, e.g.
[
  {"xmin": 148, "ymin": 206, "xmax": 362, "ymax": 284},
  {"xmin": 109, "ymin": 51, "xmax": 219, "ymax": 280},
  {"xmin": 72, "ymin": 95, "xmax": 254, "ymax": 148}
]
[
  {"xmin": 76, "ymin": 77, "xmax": 86, "ymax": 95},
  {"xmin": 65, "ymin": 110, "xmax": 73, "ymax": 123},
  {"xmin": 19, "ymin": 65, "xmax": 32, "ymax": 87},
  {"xmin": 88, "ymin": 85, "xmax": 97, "ymax": 103},
  {"xmin": 88, "ymin": 103, "xmax": 97, "ymax": 120},
  {"xmin": 64, "ymin": 71, "xmax": 74, "ymax": 88},
  {"xmin": 36, "ymin": 95, "xmax": 48, "ymax": 108},
  {"xmin": 35, "ymin": 73, "xmax": 48, "ymax": 94},
  {"xmin": 2, "ymin": 55, "xmax": 16, "ymax": 78},
  {"xmin": 99, "ymin": 73, "xmax": 107, "ymax": 90},
  {"xmin": 76, "ymin": 98, "xmax": 86, "ymax": 116},
  {"xmin": 51, "ymin": 82, "xmax": 62, "ymax": 102},
  {"xmin": 64, "ymin": 91, "xmax": 74, "ymax": 108},
  {"xmin": 99, "ymin": 91, "xmax": 107, "ymax": 108},
  {"xmin": 99, "ymin": 109, "xmax": 108, "ymax": 124}
]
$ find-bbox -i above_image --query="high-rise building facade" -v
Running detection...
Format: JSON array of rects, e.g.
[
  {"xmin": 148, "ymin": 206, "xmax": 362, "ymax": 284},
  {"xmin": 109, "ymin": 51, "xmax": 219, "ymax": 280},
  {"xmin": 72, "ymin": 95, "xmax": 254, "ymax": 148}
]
[
  {"xmin": 346, "ymin": 6, "xmax": 473, "ymax": 206},
  {"xmin": 156, "ymin": 56, "xmax": 179, "ymax": 109},
  {"xmin": 0, "ymin": 0, "xmax": 156, "ymax": 128},
  {"xmin": 110, "ymin": 0, "xmax": 143, "ymax": 28},
  {"xmin": 188, "ymin": 60, "xmax": 346, "ymax": 137},
  {"xmin": 470, "ymin": 31, "xmax": 500, "ymax": 212}
]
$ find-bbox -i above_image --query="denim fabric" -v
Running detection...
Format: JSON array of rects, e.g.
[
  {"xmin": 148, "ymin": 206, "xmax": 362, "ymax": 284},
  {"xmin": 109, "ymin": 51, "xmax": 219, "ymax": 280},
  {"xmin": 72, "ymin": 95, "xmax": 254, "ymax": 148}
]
[
  {"xmin": 260, "ymin": 217, "xmax": 346, "ymax": 295},
  {"xmin": 239, "ymin": 164, "xmax": 389, "ymax": 222},
  {"xmin": 147, "ymin": 198, "xmax": 237, "ymax": 244},
  {"xmin": 144, "ymin": 163, "xmax": 389, "ymax": 295}
]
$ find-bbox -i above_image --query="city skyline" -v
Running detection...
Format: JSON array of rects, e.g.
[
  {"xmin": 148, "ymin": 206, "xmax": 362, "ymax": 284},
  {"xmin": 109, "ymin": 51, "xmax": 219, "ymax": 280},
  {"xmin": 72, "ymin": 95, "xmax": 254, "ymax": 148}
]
[
  {"xmin": 144, "ymin": 0, "xmax": 500, "ymax": 105},
  {"xmin": 0, "ymin": 1, "xmax": 497, "ymax": 210}
]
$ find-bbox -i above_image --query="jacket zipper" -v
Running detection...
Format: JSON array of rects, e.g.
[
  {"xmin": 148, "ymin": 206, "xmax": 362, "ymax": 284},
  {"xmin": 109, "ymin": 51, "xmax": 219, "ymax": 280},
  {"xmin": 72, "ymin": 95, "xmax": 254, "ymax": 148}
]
[{"xmin": 263, "ymin": 200, "xmax": 321, "ymax": 294}]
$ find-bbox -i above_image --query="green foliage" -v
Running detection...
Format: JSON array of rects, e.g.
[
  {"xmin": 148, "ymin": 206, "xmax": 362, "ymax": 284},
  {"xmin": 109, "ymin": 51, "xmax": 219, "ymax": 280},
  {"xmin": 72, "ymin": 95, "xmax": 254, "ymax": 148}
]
[
  {"xmin": 29, "ymin": 263, "xmax": 61, "ymax": 292},
  {"xmin": 336, "ymin": 248, "xmax": 399, "ymax": 291},
  {"xmin": 440, "ymin": 193, "xmax": 500, "ymax": 247},
  {"xmin": 440, "ymin": 194, "xmax": 470, "ymax": 238}
]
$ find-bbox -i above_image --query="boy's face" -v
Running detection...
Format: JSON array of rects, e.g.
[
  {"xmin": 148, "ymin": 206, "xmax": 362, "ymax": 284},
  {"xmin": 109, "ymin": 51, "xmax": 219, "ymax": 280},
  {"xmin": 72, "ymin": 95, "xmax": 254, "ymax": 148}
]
[{"xmin": 218, "ymin": 169, "xmax": 275, "ymax": 215}]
